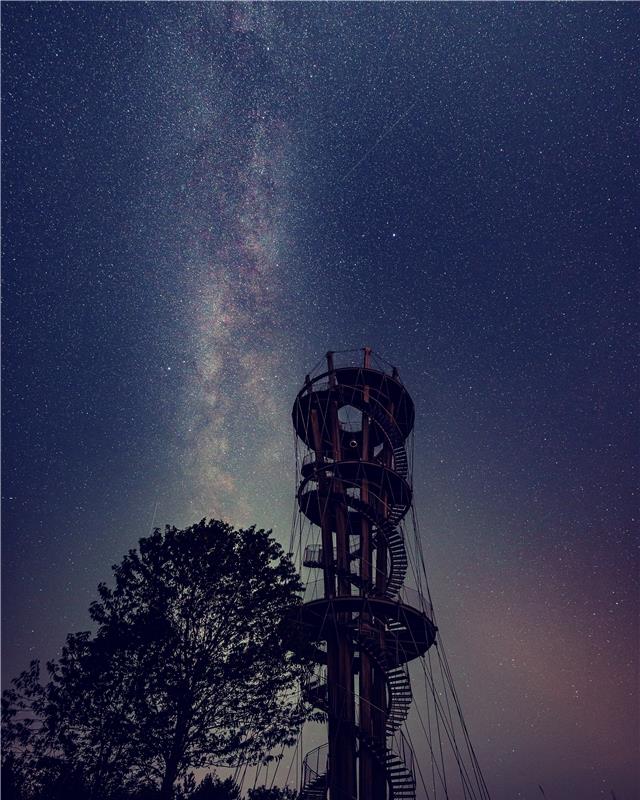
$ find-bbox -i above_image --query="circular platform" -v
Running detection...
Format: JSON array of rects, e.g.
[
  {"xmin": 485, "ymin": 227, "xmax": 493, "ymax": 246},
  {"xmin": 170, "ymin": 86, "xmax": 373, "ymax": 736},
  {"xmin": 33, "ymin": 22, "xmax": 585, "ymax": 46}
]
[
  {"xmin": 292, "ymin": 367, "xmax": 415, "ymax": 453},
  {"xmin": 298, "ymin": 596, "xmax": 437, "ymax": 666},
  {"xmin": 297, "ymin": 460, "xmax": 412, "ymax": 525}
]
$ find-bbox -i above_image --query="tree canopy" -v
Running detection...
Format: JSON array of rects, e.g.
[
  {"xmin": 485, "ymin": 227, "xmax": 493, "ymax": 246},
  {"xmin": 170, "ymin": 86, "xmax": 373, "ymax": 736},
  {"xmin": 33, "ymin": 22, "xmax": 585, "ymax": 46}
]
[{"xmin": 2, "ymin": 520, "xmax": 312, "ymax": 800}]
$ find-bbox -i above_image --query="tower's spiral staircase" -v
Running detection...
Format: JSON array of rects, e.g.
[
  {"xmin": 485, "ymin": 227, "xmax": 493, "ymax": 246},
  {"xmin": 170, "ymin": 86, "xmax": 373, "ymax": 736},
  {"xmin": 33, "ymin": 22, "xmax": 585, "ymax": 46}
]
[{"xmin": 292, "ymin": 356, "xmax": 437, "ymax": 800}]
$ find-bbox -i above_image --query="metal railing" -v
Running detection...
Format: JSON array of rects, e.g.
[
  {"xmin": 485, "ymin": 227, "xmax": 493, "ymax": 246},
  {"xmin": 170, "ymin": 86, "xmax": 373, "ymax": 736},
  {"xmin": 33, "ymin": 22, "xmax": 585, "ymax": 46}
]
[
  {"xmin": 393, "ymin": 729, "xmax": 415, "ymax": 782},
  {"xmin": 398, "ymin": 584, "xmax": 434, "ymax": 618},
  {"xmin": 303, "ymin": 545, "xmax": 324, "ymax": 565},
  {"xmin": 302, "ymin": 743, "xmax": 328, "ymax": 789}
]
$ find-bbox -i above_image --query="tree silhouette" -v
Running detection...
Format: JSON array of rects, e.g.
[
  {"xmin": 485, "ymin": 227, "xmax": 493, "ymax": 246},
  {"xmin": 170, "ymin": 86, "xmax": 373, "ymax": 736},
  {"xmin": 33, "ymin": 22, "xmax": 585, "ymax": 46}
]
[
  {"xmin": 247, "ymin": 788, "xmax": 298, "ymax": 799},
  {"xmin": 2, "ymin": 520, "xmax": 313, "ymax": 800},
  {"xmin": 189, "ymin": 774, "xmax": 241, "ymax": 799}
]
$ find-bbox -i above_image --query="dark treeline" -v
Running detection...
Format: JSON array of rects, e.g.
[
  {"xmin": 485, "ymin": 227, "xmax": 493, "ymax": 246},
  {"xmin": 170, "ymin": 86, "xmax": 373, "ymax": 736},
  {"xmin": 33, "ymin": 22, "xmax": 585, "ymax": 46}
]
[
  {"xmin": 1, "ymin": 763, "xmax": 298, "ymax": 800},
  {"xmin": 2, "ymin": 521, "xmax": 312, "ymax": 800}
]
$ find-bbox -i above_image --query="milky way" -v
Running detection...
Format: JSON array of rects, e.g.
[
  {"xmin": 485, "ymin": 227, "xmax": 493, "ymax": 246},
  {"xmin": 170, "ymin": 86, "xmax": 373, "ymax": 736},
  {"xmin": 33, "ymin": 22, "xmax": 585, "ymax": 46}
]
[{"xmin": 134, "ymin": 5, "xmax": 301, "ymax": 523}]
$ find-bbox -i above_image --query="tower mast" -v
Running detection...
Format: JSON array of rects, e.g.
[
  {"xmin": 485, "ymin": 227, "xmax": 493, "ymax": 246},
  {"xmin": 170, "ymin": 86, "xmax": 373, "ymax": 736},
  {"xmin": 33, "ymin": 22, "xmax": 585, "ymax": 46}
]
[{"xmin": 294, "ymin": 349, "xmax": 437, "ymax": 800}]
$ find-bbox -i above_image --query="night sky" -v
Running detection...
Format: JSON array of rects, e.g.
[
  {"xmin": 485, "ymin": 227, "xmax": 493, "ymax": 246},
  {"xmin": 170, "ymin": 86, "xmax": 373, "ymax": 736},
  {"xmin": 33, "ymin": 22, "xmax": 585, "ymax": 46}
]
[{"xmin": 2, "ymin": 4, "xmax": 638, "ymax": 799}]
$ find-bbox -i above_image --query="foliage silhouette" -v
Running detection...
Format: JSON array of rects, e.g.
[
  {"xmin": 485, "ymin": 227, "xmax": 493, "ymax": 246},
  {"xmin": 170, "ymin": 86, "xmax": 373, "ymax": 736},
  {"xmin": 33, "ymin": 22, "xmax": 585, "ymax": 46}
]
[
  {"xmin": 189, "ymin": 773, "xmax": 241, "ymax": 799},
  {"xmin": 2, "ymin": 520, "xmax": 313, "ymax": 800},
  {"xmin": 247, "ymin": 788, "xmax": 298, "ymax": 799},
  {"xmin": 189, "ymin": 773, "xmax": 242, "ymax": 800}
]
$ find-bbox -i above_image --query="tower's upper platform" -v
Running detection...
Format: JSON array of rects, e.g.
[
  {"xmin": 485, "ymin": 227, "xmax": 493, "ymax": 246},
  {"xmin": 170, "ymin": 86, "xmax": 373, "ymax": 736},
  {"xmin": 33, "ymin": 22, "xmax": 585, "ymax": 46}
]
[{"xmin": 292, "ymin": 363, "xmax": 415, "ymax": 454}]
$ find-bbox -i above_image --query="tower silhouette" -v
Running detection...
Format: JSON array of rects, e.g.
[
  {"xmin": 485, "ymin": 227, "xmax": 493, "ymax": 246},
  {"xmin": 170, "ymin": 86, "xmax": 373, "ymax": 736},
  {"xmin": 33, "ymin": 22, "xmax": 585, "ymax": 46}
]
[{"xmin": 293, "ymin": 349, "xmax": 437, "ymax": 800}]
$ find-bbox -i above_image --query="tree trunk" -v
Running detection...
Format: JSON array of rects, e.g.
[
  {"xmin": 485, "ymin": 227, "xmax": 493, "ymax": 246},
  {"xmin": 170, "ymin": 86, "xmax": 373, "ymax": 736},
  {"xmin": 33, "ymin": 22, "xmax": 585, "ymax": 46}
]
[
  {"xmin": 159, "ymin": 755, "xmax": 180, "ymax": 800},
  {"xmin": 159, "ymin": 699, "xmax": 191, "ymax": 800}
]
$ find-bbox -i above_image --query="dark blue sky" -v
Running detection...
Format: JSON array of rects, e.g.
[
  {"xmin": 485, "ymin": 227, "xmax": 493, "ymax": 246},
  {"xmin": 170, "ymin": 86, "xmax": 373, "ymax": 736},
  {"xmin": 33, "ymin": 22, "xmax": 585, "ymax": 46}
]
[{"xmin": 2, "ymin": 4, "xmax": 638, "ymax": 798}]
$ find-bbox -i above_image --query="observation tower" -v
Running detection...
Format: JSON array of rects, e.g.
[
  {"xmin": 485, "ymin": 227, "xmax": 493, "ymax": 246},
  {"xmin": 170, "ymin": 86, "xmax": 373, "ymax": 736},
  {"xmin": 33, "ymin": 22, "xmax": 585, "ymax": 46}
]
[{"xmin": 292, "ymin": 349, "xmax": 437, "ymax": 800}]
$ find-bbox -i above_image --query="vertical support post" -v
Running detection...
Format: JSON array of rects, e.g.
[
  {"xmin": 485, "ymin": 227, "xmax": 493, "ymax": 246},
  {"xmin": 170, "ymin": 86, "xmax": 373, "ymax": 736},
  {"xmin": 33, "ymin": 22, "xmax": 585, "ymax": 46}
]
[
  {"xmin": 360, "ymin": 347, "xmax": 372, "ymax": 591},
  {"xmin": 372, "ymin": 387, "xmax": 398, "ymax": 800},
  {"xmin": 307, "ymin": 371, "xmax": 335, "ymax": 601},
  {"xmin": 358, "ymin": 346, "xmax": 379, "ymax": 799},
  {"xmin": 325, "ymin": 351, "xmax": 357, "ymax": 800}
]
